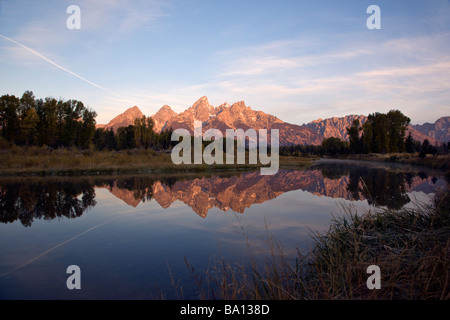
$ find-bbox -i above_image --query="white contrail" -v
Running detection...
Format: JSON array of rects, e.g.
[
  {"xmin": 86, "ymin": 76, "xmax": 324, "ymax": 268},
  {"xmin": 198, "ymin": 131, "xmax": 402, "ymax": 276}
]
[
  {"xmin": 0, "ymin": 215, "xmax": 122, "ymax": 279},
  {"xmin": 0, "ymin": 33, "xmax": 125, "ymax": 99}
]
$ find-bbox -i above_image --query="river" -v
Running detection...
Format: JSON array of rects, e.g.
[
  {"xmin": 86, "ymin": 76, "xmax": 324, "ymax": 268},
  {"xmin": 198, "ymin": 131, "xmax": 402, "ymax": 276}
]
[{"xmin": 0, "ymin": 160, "xmax": 447, "ymax": 299}]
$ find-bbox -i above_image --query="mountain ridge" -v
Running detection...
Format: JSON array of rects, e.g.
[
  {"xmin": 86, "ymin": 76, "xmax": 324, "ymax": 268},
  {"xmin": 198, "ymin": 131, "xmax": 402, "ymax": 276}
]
[
  {"xmin": 96, "ymin": 97, "xmax": 449, "ymax": 145},
  {"xmin": 411, "ymin": 116, "xmax": 450, "ymax": 143},
  {"xmin": 96, "ymin": 105, "xmax": 144, "ymax": 132}
]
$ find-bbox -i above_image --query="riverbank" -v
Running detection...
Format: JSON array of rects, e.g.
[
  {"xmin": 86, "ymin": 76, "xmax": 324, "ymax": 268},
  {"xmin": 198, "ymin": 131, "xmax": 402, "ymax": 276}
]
[
  {"xmin": 2, "ymin": 146, "xmax": 448, "ymax": 177},
  {"xmin": 0, "ymin": 146, "xmax": 315, "ymax": 176},
  {"xmin": 329, "ymin": 152, "xmax": 450, "ymax": 171},
  {"xmin": 182, "ymin": 189, "xmax": 450, "ymax": 300}
]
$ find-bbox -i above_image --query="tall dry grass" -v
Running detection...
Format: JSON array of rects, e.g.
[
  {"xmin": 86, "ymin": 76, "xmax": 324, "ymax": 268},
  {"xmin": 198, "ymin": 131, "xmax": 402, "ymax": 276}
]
[
  {"xmin": 179, "ymin": 190, "xmax": 449, "ymax": 300},
  {"xmin": 0, "ymin": 146, "xmax": 313, "ymax": 176}
]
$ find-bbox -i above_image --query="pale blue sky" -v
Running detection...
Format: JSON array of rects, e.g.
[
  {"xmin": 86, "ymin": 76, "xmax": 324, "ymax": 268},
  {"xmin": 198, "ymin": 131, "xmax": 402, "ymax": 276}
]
[{"xmin": 1, "ymin": 0, "xmax": 449, "ymax": 125}]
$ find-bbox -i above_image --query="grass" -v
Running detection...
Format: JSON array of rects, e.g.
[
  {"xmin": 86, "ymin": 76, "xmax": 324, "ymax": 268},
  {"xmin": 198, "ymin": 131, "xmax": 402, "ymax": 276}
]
[
  {"xmin": 0, "ymin": 145, "xmax": 315, "ymax": 176},
  {"xmin": 178, "ymin": 189, "xmax": 450, "ymax": 300}
]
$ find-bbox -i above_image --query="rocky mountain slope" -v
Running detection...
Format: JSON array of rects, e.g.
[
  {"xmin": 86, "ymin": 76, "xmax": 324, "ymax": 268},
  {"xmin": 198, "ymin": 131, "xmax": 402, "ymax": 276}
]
[
  {"xmin": 411, "ymin": 117, "xmax": 450, "ymax": 143},
  {"xmin": 163, "ymin": 97, "xmax": 322, "ymax": 145},
  {"xmin": 152, "ymin": 105, "xmax": 178, "ymax": 133},
  {"xmin": 96, "ymin": 106, "xmax": 143, "ymax": 132},
  {"xmin": 304, "ymin": 114, "xmax": 441, "ymax": 145},
  {"xmin": 97, "ymin": 97, "xmax": 448, "ymax": 145},
  {"xmin": 303, "ymin": 115, "xmax": 367, "ymax": 141}
]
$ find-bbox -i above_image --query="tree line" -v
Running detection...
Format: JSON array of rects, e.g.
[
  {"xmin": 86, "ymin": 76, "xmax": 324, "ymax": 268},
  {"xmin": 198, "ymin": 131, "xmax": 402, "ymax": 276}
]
[
  {"xmin": 280, "ymin": 110, "xmax": 448, "ymax": 157},
  {"xmin": 0, "ymin": 90, "xmax": 174, "ymax": 151},
  {"xmin": 2, "ymin": 94, "xmax": 446, "ymax": 157},
  {"xmin": 346, "ymin": 110, "xmax": 411, "ymax": 154},
  {"xmin": 93, "ymin": 117, "xmax": 174, "ymax": 151},
  {"xmin": 0, "ymin": 91, "xmax": 97, "ymax": 149},
  {"xmin": 345, "ymin": 110, "xmax": 447, "ymax": 157}
]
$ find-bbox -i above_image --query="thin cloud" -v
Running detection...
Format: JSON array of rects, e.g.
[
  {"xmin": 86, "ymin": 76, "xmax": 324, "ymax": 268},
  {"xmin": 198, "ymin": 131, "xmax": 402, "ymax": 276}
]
[
  {"xmin": 0, "ymin": 33, "xmax": 125, "ymax": 99},
  {"xmin": 357, "ymin": 61, "xmax": 450, "ymax": 78}
]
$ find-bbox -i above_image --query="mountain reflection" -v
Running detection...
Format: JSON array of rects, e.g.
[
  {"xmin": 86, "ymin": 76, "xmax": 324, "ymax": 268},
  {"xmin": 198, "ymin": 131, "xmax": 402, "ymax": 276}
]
[{"xmin": 0, "ymin": 163, "xmax": 447, "ymax": 226}]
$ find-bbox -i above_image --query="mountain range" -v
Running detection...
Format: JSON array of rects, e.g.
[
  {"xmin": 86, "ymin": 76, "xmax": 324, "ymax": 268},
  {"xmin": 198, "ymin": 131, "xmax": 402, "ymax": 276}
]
[{"xmin": 96, "ymin": 97, "xmax": 449, "ymax": 146}]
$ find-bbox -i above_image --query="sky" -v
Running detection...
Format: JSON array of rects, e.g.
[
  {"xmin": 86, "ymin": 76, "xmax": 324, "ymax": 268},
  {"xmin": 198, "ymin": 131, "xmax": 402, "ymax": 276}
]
[{"xmin": 0, "ymin": 0, "xmax": 449, "ymax": 125}]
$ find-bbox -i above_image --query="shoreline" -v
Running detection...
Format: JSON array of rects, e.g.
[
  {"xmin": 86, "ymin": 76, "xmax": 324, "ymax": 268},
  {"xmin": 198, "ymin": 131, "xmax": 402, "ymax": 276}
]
[
  {"xmin": 0, "ymin": 147, "xmax": 315, "ymax": 177},
  {"xmin": 324, "ymin": 153, "xmax": 450, "ymax": 171},
  {"xmin": 1, "ymin": 147, "xmax": 448, "ymax": 177}
]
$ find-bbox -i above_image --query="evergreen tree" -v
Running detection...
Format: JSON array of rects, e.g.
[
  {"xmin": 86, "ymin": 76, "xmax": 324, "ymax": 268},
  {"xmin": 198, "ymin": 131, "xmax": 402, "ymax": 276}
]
[
  {"xmin": 0, "ymin": 94, "xmax": 21, "ymax": 143},
  {"xmin": 419, "ymin": 139, "xmax": 430, "ymax": 158},
  {"xmin": 346, "ymin": 119, "xmax": 363, "ymax": 153},
  {"xmin": 93, "ymin": 128, "xmax": 106, "ymax": 151},
  {"xmin": 117, "ymin": 125, "xmax": 135, "ymax": 150},
  {"xmin": 405, "ymin": 132, "xmax": 415, "ymax": 153},
  {"xmin": 105, "ymin": 128, "xmax": 117, "ymax": 150},
  {"xmin": 321, "ymin": 137, "xmax": 349, "ymax": 155}
]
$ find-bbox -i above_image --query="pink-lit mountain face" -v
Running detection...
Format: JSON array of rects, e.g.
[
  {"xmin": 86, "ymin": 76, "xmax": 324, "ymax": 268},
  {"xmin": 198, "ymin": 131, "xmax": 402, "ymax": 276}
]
[
  {"xmin": 96, "ymin": 106, "xmax": 144, "ymax": 132},
  {"xmin": 97, "ymin": 97, "xmax": 448, "ymax": 145}
]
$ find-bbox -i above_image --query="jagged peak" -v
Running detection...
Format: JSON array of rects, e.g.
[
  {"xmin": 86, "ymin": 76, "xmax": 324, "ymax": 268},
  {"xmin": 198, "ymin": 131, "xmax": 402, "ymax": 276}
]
[
  {"xmin": 192, "ymin": 96, "xmax": 209, "ymax": 106},
  {"xmin": 112, "ymin": 105, "xmax": 143, "ymax": 118},
  {"xmin": 310, "ymin": 114, "xmax": 365, "ymax": 124},
  {"xmin": 216, "ymin": 102, "xmax": 230, "ymax": 108},
  {"xmin": 215, "ymin": 103, "xmax": 230, "ymax": 115},
  {"xmin": 126, "ymin": 105, "xmax": 142, "ymax": 113},
  {"xmin": 157, "ymin": 104, "xmax": 176, "ymax": 113},
  {"xmin": 98, "ymin": 105, "xmax": 144, "ymax": 132},
  {"xmin": 230, "ymin": 101, "xmax": 247, "ymax": 110}
]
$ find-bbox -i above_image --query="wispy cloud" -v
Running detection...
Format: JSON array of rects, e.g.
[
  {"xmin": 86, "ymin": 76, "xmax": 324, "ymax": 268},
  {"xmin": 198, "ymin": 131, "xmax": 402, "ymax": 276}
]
[
  {"xmin": 0, "ymin": 0, "xmax": 172, "ymax": 120},
  {"xmin": 78, "ymin": 0, "xmax": 170, "ymax": 38},
  {"xmin": 357, "ymin": 61, "xmax": 450, "ymax": 79},
  {"xmin": 192, "ymin": 32, "xmax": 450, "ymax": 122},
  {"xmin": 1, "ymin": 1, "xmax": 448, "ymax": 125},
  {"xmin": 104, "ymin": 30, "xmax": 450, "ymax": 124},
  {"xmin": 0, "ymin": 34, "xmax": 125, "ymax": 99}
]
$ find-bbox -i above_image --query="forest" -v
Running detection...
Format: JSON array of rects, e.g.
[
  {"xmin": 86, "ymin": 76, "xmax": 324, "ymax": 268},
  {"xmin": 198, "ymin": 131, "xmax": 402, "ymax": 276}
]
[{"xmin": 0, "ymin": 90, "xmax": 173, "ymax": 151}]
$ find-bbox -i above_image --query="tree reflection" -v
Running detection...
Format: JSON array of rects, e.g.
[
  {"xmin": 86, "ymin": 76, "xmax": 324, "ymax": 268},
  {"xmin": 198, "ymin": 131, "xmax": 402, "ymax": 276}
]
[
  {"xmin": 0, "ymin": 167, "xmax": 445, "ymax": 225},
  {"xmin": 344, "ymin": 167, "xmax": 411, "ymax": 209},
  {"xmin": 362, "ymin": 171, "xmax": 410, "ymax": 210},
  {"xmin": 0, "ymin": 176, "xmax": 184, "ymax": 226},
  {"xmin": 311, "ymin": 163, "xmax": 438, "ymax": 210},
  {"xmin": 0, "ymin": 179, "xmax": 96, "ymax": 227}
]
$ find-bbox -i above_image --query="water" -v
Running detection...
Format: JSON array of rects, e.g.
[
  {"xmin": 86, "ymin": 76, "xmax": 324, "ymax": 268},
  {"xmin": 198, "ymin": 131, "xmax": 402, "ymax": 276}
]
[{"xmin": 0, "ymin": 160, "xmax": 447, "ymax": 299}]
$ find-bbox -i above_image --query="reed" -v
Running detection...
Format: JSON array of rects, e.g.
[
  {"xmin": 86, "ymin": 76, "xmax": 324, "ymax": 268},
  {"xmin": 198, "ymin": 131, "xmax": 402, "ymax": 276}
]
[{"xmin": 181, "ymin": 190, "xmax": 450, "ymax": 300}]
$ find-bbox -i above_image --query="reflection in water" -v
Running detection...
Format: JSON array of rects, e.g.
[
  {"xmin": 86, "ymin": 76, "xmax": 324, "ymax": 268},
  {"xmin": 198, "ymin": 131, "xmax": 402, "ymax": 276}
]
[
  {"xmin": 316, "ymin": 162, "xmax": 446, "ymax": 210},
  {"xmin": 318, "ymin": 163, "xmax": 418, "ymax": 209},
  {"xmin": 0, "ymin": 163, "xmax": 447, "ymax": 226},
  {"xmin": 0, "ymin": 179, "xmax": 96, "ymax": 227}
]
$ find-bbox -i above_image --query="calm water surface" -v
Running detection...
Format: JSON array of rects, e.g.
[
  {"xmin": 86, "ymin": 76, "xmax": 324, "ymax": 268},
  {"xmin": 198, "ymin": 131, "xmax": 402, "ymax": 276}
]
[{"xmin": 0, "ymin": 160, "xmax": 447, "ymax": 299}]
